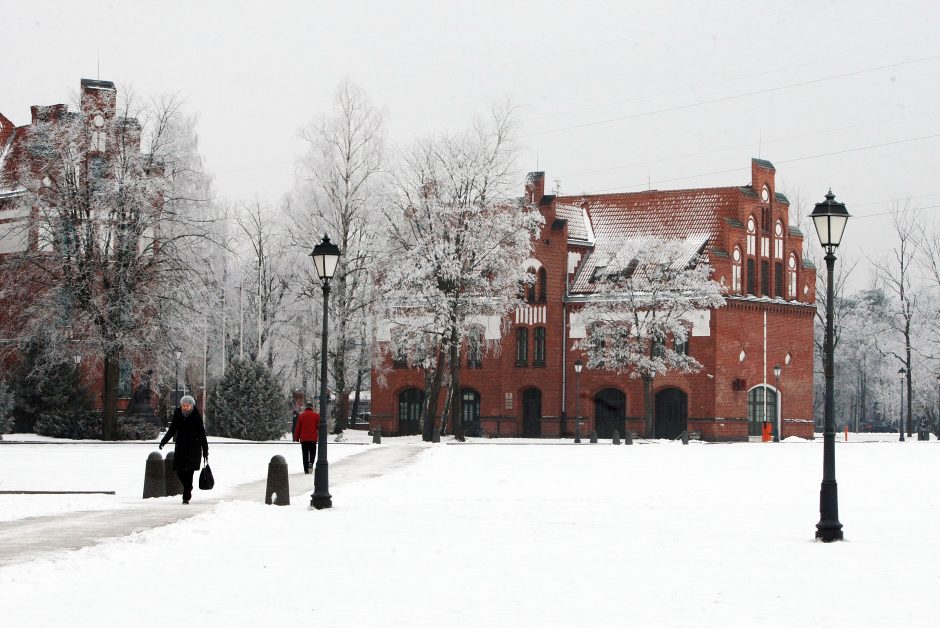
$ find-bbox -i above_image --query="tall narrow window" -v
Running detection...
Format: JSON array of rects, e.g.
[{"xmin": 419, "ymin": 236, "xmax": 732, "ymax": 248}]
[
  {"xmin": 774, "ymin": 220, "xmax": 784, "ymax": 259},
  {"xmin": 775, "ymin": 262, "xmax": 784, "ymax": 298},
  {"xmin": 526, "ymin": 269, "xmax": 537, "ymax": 303},
  {"xmin": 761, "ymin": 260, "xmax": 770, "ymax": 296},
  {"xmin": 788, "ymin": 253, "xmax": 798, "ymax": 299},
  {"xmin": 533, "ymin": 327, "xmax": 546, "ymax": 366},
  {"xmin": 732, "ymin": 247, "xmax": 742, "ymax": 292},
  {"xmin": 674, "ymin": 336, "xmax": 689, "ymax": 356},
  {"xmin": 516, "ymin": 327, "xmax": 528, "ymax": 365},
  {"xmin": 746, "ymin": 216, "xmax": 757, "ymax": 256},
  {"xmin": 538, "ymin": 268, "xmax": 547, "ymax": 303},
  {"xmin": 746, "ymin": 258, "xmax": 756, "ymax": 295},
  {"xmin": 467, "ymin": 327, "xmax": 483, "ymax": 368}
]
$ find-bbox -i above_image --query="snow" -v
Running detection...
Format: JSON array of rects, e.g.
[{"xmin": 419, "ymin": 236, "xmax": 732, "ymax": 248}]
[{"xmin": 1, "ymin": 432, "xmax": 938, "ymax": 627}]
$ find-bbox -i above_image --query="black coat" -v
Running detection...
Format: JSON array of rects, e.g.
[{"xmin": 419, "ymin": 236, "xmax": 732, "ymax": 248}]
[{"xmin": 160, "ymin": 407, "xmax": 209, "ymax": 472}]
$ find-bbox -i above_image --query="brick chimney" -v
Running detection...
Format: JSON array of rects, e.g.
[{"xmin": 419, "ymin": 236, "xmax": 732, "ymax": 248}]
[
  {"xmin": 80, "ymin": 78, "xmax": 117, "ymax": 118},
  {"xmin": 0, "ymin": 113, "xmax": 13, "ymax": 148},
  {"xmin": 525, "ymin": 171, "xmax": 545, "ymax": 205}
]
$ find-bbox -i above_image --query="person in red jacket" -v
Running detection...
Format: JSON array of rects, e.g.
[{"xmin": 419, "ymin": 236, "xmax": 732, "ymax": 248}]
[{"xmin": 293, "ymin": 403, "xmax": 319, "ymax": 474}]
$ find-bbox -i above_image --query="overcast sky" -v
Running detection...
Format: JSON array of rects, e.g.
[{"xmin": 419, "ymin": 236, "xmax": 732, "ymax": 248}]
[{"xmin": 2, "ymin": 0, "xmax": 938, "ymax": 287}]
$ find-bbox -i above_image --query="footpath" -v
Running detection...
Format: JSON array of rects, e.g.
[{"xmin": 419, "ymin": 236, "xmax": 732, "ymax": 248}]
[{"xmin": 0, "ymin": 445, "xmax": 423, "ymax": 567}]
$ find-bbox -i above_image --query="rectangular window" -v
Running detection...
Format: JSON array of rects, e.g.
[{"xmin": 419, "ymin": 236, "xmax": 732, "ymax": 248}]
[
  {"xmin": 746, "ymin": 259, "xmax": 756, "ymax": 295},
  {"xmin": 117, "ymin": 359, "xmax": 133, "ymax": 397},
  {"xmin": 761, "ymin": 260, "xmax": 770, "ymax": 296},
  {"xmin": 674, "ymin": 337, "xmax": 688, "ymax": 356},
  {"xmin": 732, "ymin": 264, "xmax": 741, "ymax": 292},
  {"xmin": 775, "ymin": 262, "xmax": 784, "ymax": 298},
  {"xmin": 516, "ymin": 327, "xmax": 528, "ymax": 365},
  {"xmin": 467, "ymin": 332, "xmax": 483, "ymax": 368},
  {"xmin": 533, "ymin": 327, "xmax": 546, "ymax": 366}
]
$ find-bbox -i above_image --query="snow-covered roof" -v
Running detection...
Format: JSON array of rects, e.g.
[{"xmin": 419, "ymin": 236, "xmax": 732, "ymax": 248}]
[{"xmin": 555, "ymin": 202, "xmax": 595, "ymax": 244}]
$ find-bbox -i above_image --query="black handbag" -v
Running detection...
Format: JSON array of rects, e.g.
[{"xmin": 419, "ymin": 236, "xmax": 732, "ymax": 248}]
[{"xmin": 199, "ymin": 463, "xmax": 215, "ymax": 490}]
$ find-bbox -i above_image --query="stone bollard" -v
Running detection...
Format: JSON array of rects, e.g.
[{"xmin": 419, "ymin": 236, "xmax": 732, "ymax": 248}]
[
  {"xmin": 681, "ymin": 430, "xmax": 689, "ymax": 445},
  {"xmin": 612, "ymin": 430, "xmax": 621, "ymax": 445},
  {"xmin": 624, "ymin": 430, "xmax": 634, "ymax": 445},
  {"xmin": 432, "ymin": 427, "xmax": 441, "ymax": 443},
  {"xmin": 372, "ymin": 426, "xmax": 382, "ymax": 444},
  {"xmin": 574, "ymin": 422, "xmax": 582, "ymax": 443},
  {"xmin": 590, "ymin": 430, "xmax": 598, "ymax": 444},
  {"xmin": 265, "ymin": 455, "xmax": 290, "ymax": 506},
  {"xmin": 164, "ymin": 451, "xmax": 183, "ymax": 496},
  {"xmin": 143, "ymin": 451, "xmax": 166, "ymax": 499}
]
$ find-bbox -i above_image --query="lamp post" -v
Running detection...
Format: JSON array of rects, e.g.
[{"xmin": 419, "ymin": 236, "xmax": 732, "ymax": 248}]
[
  {"xmin": 72, "ymin": 354, "xmax": 82, "ymax": 392},
  {"xmin": 574, "ymin": 359, "xmax": 583, "ymax": 443},
  {"xmin": 810, "ymin": 189, "xmax": 849, "ymax": 542},
  {"xmin": 773, "ymin": 364, "xmax": 782, "ymax": 442},
  {"xmin": 174, "ymin": 348, "xmax": 182, "ymax": 407},
  {"xmin": 310, "ymin": 234, "xmax": 341, "ymax": 510},
  {"xmin": 898, "ymin": 368, "xmax": 906, "ymax": 442}
]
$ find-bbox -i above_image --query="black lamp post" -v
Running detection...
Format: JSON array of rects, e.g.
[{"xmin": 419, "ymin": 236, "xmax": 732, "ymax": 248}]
[
  {"xmin": 310, "ymin": 234, "xmax": 341, "ymax": 510},
  {"xmin": 810, "ymin": 189, "xmax": 849, "ymax": 542},
  {"xmin": 773, "ymin": 364, "xmax": 782, "ymax": 442},
  {"xmin": 174, "ymin": 348, "xmax": 182, "ymax": 407},
  {"xmin": 73, "ymin": 354, "xmax": 82, "ymax": 392},
  {"xmin": 574, "ymin": 359, "xmax": 583, "ymax": 443},
  {"xmin": 898, "ymin": 368, "xmax": 906, "ymax": 442}
]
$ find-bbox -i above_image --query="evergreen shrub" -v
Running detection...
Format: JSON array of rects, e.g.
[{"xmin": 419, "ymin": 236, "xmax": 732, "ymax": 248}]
[{"xmin": 209, "ymin": 358, "xmax": 288, "ymax": 441}]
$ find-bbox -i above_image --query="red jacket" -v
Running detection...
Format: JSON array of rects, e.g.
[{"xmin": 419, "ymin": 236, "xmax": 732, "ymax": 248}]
[{"xmin": 294, "ymin": 408, "xmax": 319, "ymax": 442}]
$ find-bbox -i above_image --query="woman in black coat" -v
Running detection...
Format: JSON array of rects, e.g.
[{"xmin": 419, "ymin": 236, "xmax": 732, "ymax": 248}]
[{"xmin": 159, "ymin": 395, "xmax": 209, "ymax": 504}]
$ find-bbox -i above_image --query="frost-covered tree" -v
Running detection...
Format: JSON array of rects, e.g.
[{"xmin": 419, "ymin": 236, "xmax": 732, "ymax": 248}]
[
  {"xmin": 574, "ymin": 238, "xmax": 725, "ymax": 438},
  {"xmin": 0, "ymin": 86, "xmax": 212, "ymax": 439},
  {"xmin": 208, "ymin": 358, "xmax": 288, "ymax": 440},
  {"xmin": 287, "ymin": 80, "xmax": 385, "ymax": 432},
  {"xmin": 379, "ymin": 105, "xmax": 542, "ymax": 440}
]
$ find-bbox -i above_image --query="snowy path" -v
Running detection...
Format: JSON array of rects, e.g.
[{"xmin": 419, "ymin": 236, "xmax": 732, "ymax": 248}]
[{"xmin": 0, "ymin": 444, "xmax": 423, "ymax": 566}]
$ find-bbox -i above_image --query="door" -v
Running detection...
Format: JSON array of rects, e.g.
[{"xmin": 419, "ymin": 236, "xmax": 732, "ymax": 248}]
[
  {"xmin": 398, "ymin": 388, "xmax": 424, "ymax": 436},
  {"xmin": 654, "ymin": 388, "xmax": 687, "ymax": 439},
  {"xmin": 594, "ymin": 388, "xmax": 626, "ymax": 439},
  {"xmin": 522, "ymin": 388, "xmax": 542, "ymax": 437}
]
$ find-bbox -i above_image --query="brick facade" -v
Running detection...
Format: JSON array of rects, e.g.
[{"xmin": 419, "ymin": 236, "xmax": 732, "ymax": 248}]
[{"xmin": 374, "ymin": 159, "xmax": 817, "ymax": 442}]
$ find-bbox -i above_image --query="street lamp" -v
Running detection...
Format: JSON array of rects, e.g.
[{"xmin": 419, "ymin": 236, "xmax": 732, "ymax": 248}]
[
  {"xmin": 773, "ymin": 364, "xmax": 782, "ymax": 442},
  {"xmin": 310, "ymin": 234, "xmax": 341, "ymax": 510},
  {"xmin": 574, "ymin": 359, "xmax": 583, "ymax": 443},
  {"xmin": 72, "ymin": 354, "xmax": 82, "ymax": 391},
  {"xmin": 898, "ymin": 368, "xmax": 906, "ymax": 442},
  {"xmin": 810, "ymin": 189, "xmax": 849, "ymax": 542},
  {"xmin": 174, "ymin": 348, "xmax": 182, "ymax": 408}
]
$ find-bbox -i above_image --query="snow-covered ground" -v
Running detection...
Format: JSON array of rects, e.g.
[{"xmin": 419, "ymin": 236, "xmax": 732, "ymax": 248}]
[{"xmin": 1, "ymin": 432, "xmax": 937, "ymax": 627}]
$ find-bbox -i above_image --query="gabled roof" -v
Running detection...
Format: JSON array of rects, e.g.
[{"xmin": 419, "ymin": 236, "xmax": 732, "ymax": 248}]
[
  {"xmin": 555, "ymin": 202, "xmax": 594, "ymax": 244},
  {"xmin": 557, "ymin": 187, "xmax": 742, "ymax": 295}
]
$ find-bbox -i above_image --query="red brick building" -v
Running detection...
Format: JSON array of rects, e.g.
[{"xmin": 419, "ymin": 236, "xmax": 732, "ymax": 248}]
[
  {"xmin": 0, "ymin": 79, "xmax": 146, "ymax": 416},
  {"xmin": 371, "ymin": 158, "xmax": 816, "ymax": 442}
]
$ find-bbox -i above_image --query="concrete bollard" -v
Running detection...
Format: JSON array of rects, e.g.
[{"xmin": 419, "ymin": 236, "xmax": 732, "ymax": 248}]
[
  {"xmin": 265, "ymin": 455, "xmax": 290, "ymax": 506},
  {"xmin": 681, "ymin": 430, "xmax": 689, "ymax": 445},
  {"xmin": 432, "ymin": 427, "xmax": 441, "ymax": 443},
  {"xmin": 590, "ymin": 430, "xmax": 598, "ymax": 444},
  {"xmin": 143, "ymin": 451, "xmax": 166, "ymax": 499},
  {"xmin": 574, "ymin": 422, "xmax": 582, "ymax": 443},
  {"xmin": 164, "ymin": 451, "xmax": 183, "ymax": 496},
  {"xmin": 624, "ymin": 430, "xmax": 633, "ymax": 445},
  {"xmin": 612, "ymin": 430, "xmax": 621, "ymax": 445},
  {"xmin": 372, "ymin": 426, "xmax": 382, "ymax": 444}
]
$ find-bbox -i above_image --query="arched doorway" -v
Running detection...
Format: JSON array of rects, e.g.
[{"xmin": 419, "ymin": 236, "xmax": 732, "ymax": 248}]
[
  {"xmin": 461, "ymin": 388, "xmax": 481, "ymax": 437},
  {"xmin": 398, "ymin": 387, "xmax": 424, "ymax": 436},
  {"xmin": 747, "ymin": 386, "xmax": 778, "ymax": 437},
  {"xmin": 522, "ymin": 388, "xmax": 542, "ymax": 437},
  {"xmin": 655, "ymin": 388, "xmax": 688, "ymax": 439},
  {"xmin": 594, "ymin": 388, "xmax": 626, "ymax": 439}
]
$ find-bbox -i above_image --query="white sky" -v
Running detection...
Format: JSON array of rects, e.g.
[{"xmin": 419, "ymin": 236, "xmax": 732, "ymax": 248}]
[{"xmin": 2, "ymin": 0, "xmax": 939, "ymax": 286}]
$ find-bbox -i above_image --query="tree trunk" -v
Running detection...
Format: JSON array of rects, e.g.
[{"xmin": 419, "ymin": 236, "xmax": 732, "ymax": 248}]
[
  {"xmin": 422, "ymin": 349, "xmax": 446, "ymax": 441},
  {"xmin": 350, "ymin": 369, "xmax": 364, "ymax": 424},
  {"xmin": 451, "ymin": 329, "xmax": 464, "ymax": 441},
  {"xmin": 643, "ymin": 374, "xmax": 654, "ymax": 438},
  {"xmin": 101, "ymin": 352, "xmax": 120, "ymax": 440}
]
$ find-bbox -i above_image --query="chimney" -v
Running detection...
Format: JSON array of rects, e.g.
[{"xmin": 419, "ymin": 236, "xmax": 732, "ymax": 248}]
[
  {"xmin": 30, "ymin": 104, "xmax": 68, "ymax": 124},
  {"xmin": 525, "ymin": 171, "xmax": 545, "ymax": 205},
  {"xmin": 0, "ymin": 113, "xmax": 13, "ymax": 148}
]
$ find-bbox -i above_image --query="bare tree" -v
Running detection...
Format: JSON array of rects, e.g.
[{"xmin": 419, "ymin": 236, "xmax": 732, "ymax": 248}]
[
  {"xmin": 379, "ymin": 104, "xmax": 542, "ymax": 441},
  {"xmin": 574, "ymin": 238, "xmax": 725, "ymax": 438}
]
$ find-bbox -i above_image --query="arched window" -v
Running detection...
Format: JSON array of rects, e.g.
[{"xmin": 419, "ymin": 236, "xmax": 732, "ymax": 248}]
[
  {"xmin": 746, "ymin": 216, "xmax": 757, "ymax": 256},
  {"xmin": 516, "ymin": 327, "xmax": 528, "ymax": 365},
  {"xmin": 774, "ymin": 220, "xmax": 784, "ymax": 259},
  {"xmin": 788, "ymin": 253, "xmax": 798, "ymax": 299},
  {"xmin": 538, "ymin": 268, "xmax": 548, "ymax": 302},
  {"xmin": 526, "ymin": 268, "xmax": 537, "ymax": 303},
  {"xmin": 533, "ymin": 326, "xmax": 546, "ymax": 366},
  {"xmin": 732, "ymin": 246, "xmax": 742, "ymax": 293}
]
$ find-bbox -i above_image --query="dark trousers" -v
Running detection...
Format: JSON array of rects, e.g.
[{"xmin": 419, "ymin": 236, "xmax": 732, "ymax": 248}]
[
  {"xmin": 177, "ymin": 468, "xmax": 195, "ymax": 502},
  {"xmin": 300, "ymin": 441, "xmax": 317, "ymax": 473}
]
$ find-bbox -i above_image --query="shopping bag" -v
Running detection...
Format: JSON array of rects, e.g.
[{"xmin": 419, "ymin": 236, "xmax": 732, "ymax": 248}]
[{"xmin": 198, "ymin": 464, "xmax": 215, "ymax": 490}]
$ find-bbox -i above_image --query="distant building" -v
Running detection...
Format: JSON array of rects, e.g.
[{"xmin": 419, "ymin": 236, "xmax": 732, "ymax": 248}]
[{"xmin": 371, "ymin": 159, "xmax": 816, "ymax": 441}]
